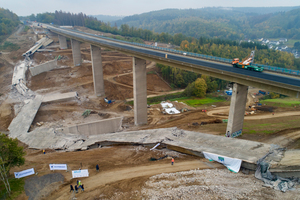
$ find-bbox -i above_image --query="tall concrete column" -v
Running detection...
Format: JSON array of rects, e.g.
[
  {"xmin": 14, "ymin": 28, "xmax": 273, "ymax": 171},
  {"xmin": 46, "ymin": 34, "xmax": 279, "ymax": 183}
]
[
  {"xmin": 226, "ymin": 83, "xmax": 248, "ymax": 138},
  {"xmin": 133, "ymin": 57, "xmax": 147, "ymax": 125},
  {"xmin": 71, "ymin": 39, "xmax": 81, "ymax": 66},
  {"xmin": 58, "ymin": 35, "xmax": 67, "ymax": 49},
  {"xmin": 90, "ymin": 45, "xmax": 105, "ymax": 96}
]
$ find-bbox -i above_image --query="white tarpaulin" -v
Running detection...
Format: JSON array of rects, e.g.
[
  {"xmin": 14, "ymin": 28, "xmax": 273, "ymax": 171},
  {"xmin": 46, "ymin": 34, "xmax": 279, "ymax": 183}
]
[
  {"xmin": 161, "ymin": 101, "xmax": 180, "ymax": 114},
  {"xmin": 165, "ymin": 108, "xmax": 180, "ymax": 114},
  {"xmin": 72, "ymin": 169, "xmax": 89, "ymax": 178},
  {"xmin": 14, "ymin": 168, "xmax": 35, "ymax": 179},
  {"xmin": 49, "ymin": 164, "xmax": 67, "ymax": 170},
  {"xmin": 203, "ymin": 152, "xmax": 242, "ymax": 173},
  {"xmin": 161, "ymin": 102, "xmax": 173, "ymax": 108},
  {"xmin": 150, "ymin": 143, "xmax": 160, "ymax": 150}
]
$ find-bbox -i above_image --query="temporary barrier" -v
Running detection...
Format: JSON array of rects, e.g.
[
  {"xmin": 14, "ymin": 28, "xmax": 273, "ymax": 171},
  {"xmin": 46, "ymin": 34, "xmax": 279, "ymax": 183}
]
[
  {"xmin": 203, "ymin": 152, "xmax": 242, "ymax": 173},
  {"xmin": 49, "ymin": 164, "xmax": 67, "ymax": 171},
  {"xmin": 14, "ymin": 168, "xmax": 35, "ymax": 179},
  {"xmin": 72, "ymin": 169, "xmax": 89, "ymax": 178}
]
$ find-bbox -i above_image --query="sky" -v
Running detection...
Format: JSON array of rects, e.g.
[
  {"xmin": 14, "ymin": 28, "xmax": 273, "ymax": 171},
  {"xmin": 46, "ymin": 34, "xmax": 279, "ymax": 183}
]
[{"xmin": 2, "ymin": 0, "xmax": 300, "ymax": 17}]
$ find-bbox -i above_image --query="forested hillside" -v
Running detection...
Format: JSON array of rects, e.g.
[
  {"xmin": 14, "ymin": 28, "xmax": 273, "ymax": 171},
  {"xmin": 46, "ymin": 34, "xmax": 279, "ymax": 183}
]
[
  {"xmin": 113, "ymin": 7, "xmax": 300, "ymax": 40},
  {"xmin": 0, "ymin": 8, "xmax": 19, "ymax": 42}
]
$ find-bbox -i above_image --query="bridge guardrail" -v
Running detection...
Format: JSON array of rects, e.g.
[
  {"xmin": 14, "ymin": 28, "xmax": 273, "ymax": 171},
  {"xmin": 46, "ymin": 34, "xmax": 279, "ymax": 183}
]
[{"xmin": 60, "ymin": 27, "xmax": 300, "ymax": 76}]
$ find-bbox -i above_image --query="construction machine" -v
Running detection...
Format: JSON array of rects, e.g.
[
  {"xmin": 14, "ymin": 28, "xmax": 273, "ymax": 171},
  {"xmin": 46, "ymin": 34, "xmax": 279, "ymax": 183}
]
[{"xmin": 232, "ymin": 50, "xmax": 264, "ymax": 72}]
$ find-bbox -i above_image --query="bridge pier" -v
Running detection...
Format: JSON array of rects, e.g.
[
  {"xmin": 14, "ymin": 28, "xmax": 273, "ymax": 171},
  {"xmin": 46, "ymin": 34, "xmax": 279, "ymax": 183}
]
[
  {"xmin": 90, "ymin": 45, "xmax": 105, "ymax": 97},
  {"xmin": 58, "ymin": 35, "xmax": 67, "ymax": 50},
  {"xmin": 71, "ymin": 39, "xmax": 82, "ymax": 66},
  {"xmin": 226, "ymin": 83, "xmax": 248, "ymax": 137},
  {"xmin": 133, "ymin": 57, "xmax": 147, "ymax": 125}
]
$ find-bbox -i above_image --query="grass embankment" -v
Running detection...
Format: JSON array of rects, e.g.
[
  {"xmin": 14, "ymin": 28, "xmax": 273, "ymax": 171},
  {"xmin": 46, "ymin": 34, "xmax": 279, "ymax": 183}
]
[
  {"xmin": 180, "ymin": 96, "xmax": 225, "ymax": 107},
  {"xmin": 260, "ymin": 98, "xmax": 300, "ymax": 107},
  {"xmin": 127, "ymin": 92, "xmax": 227, "ymax": 107},
  {"xmin": 0, "ymin": 41, "xmax": 20, "ymax": 51},
  {"xmin": 243, "ymin": 117, "xmax": 300, "ymax": 135},
  {"xmin": 0, "ymin": 178, "xmax": 25, "ymax": 199}
]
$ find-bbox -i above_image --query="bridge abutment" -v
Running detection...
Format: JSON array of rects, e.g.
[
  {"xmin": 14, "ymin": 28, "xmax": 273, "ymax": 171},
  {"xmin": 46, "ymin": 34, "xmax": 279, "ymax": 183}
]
[
  {"xmin": 71, "ymin": 39, "xmax": 82, "ymax": 66},
  {"xmin": 226, "ymin": 83, "xmax": 248, "ymax": 137},
  {"xmin": 133, "ymin": 57, "xmax": 147, "ymax": 125},
  {"xmin": 58, "ymin": 35, "xmax": 67, "ymax": 50},
  {"xmin": 90, "ymin": 45, "xmax": 105, "ymax": 97}
]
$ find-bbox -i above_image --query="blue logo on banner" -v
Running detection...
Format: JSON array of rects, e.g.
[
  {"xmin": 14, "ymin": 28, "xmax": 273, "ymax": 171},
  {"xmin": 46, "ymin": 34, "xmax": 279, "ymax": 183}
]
[
  {"xmin": 231, "ymin": 129, "xmax": 242, "ymax": 138},
  {"xmin": 218, "ymin": 157, "xmax": 224, "ymax": 162}
]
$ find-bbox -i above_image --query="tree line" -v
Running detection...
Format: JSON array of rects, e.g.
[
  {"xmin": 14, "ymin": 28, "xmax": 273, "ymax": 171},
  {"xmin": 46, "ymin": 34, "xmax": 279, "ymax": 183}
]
[{"xmin": 0, "ymin": 8, "xmax": 19, "ymax": 43}]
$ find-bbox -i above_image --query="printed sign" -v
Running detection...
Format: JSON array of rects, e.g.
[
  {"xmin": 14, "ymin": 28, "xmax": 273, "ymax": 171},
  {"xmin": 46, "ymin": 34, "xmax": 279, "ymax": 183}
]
[
  {"xmin": 49, "ymin": 164, "xmax": 67, "ymax": 171},
  {"xmin": 72, "ymin": 169, "xmax": 89, "ymax": 178},
  {"xmin": 231, "ymin": 129, "xmax": 242, "ymax": 138},
  {"xmin": 14, "ymin": 168, "xmax": 35, "ymax": 179},
  {"xmin": 203, "ymin": 152, "xmax": 242, "ymax": 173}
]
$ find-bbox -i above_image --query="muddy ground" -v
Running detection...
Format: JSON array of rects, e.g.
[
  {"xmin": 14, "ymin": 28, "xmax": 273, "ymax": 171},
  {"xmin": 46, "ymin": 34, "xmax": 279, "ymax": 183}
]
[{"xmin": 1, "ymin": 25, "xmax": 300, "ymax": 199}]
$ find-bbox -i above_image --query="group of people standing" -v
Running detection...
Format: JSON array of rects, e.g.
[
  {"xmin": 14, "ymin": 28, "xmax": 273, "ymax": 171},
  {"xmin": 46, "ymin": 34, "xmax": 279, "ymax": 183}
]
[{"xmin": 70, "ymin": 180, "xmax": 84, "ymax": 193}]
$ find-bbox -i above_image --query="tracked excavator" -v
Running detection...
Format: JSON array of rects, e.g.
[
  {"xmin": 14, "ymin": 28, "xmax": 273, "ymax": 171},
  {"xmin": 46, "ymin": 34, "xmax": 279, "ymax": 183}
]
[{"xmin": 232, "ymin": 50, "xmax": 264, "ymax": 72}]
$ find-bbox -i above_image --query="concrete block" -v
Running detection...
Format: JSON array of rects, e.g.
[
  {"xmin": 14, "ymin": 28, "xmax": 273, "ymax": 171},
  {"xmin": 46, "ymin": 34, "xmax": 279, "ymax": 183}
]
[
  {"xmin": 29, "ymin": 59, "xmax": 57, "ymax": 76},
  {"xmin": 58, "ymin": 35, "xmax": 67, "ymax": 49},
  {"xmin": 63, "ymin": 117, "xmax": 123, "ymax": 136},
  {"xmin": 133, "ymin": 57, "xmax": 147, "ymax": 125},
  {"xmin": 71, "ymin": 39, "xmax": 81, "ymax": 66},
  {"xmin": 91, "ymin": 45, "xmax": 105, "ymax": 96},
  {"xmin": 42, "ymin": 92, "xmax": 78, "ymax": 103}
]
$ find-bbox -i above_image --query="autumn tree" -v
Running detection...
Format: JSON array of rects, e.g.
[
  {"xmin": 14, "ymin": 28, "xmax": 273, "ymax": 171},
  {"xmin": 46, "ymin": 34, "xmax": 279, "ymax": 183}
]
[
  {"xmin": 0, "ymin": 133, "xmax": 25, "ymax": 195},
  {"xmin": 194, "ymin": 78, "xmax": 207, "ymax": 98}
]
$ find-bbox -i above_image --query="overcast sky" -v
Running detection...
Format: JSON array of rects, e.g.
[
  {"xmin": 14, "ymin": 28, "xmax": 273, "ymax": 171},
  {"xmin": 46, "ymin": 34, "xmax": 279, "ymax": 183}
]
[{"xmin": 2, "ymin": 0, "xmax": 300, "ymax": 17}]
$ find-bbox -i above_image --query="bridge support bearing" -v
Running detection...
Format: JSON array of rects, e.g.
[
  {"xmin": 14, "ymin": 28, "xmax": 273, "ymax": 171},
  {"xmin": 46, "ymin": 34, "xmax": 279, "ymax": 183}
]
[
  {"xmin": 91, "ymin": 45, "xmax": 105, "ymax": 97},
  {"xmin": 226, "ymin": 83, "xmax": 248, "ymax": 138},
  {"xmin": 58, "ymin": 35, "xmax": 67, "ymax": 50},
  {"xmin": 71, "ymin": 39, "xmax": 82, "ymax": 66},
  {"xmin": 133, "ymin": 57, "xmax": 147, "ymax": 125}
]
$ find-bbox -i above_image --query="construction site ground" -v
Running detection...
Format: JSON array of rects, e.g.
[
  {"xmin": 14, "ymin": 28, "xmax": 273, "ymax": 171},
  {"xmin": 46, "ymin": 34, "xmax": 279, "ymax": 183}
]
[{"xmin": 1, "ymin": 25, "xmax": 300, "ymax": 199}]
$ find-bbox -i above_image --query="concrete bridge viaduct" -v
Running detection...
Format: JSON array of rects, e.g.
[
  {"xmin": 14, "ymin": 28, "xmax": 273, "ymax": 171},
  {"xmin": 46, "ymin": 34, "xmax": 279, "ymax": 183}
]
[{"xmin": 46, "ymin": 25, "xmax": 300, "ymax": 137}]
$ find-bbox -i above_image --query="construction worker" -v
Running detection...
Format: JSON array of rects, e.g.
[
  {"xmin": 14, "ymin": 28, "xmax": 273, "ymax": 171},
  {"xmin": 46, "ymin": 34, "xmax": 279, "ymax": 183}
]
[
  {"xmin": 171, "ymin": 157, "xmax": 174, "ymax": 165},
  {"xmin": 43, "ymin": 149, "xmax": 45, "ymax": 154}
]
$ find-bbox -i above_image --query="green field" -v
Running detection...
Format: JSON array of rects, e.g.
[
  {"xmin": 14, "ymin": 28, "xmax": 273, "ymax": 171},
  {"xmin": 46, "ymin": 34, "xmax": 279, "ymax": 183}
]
[
  {"xmin": 260, "ymin": 98, "xmax": 300, "ymax": 107},
  {"xmin": 179, "ymin": 97, "xmax": 226, "ymax": 107}
]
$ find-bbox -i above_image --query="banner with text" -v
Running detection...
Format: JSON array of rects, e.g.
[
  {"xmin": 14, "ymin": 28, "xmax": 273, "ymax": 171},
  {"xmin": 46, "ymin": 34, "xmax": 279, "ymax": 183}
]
[
  {"xmin": 14, "ymin": 168, "xmax": 35, "ymax": 179},
  {"xmin": 72, "ymin": 169, "xmax": 89, "ymax": 178},
  {"xmin": 49, "ymin": 164, "xmax": 67, "ymax": 171},
  {"xmin": 203, "ymin": 152, "xmax": 242, "ymax": 173}
]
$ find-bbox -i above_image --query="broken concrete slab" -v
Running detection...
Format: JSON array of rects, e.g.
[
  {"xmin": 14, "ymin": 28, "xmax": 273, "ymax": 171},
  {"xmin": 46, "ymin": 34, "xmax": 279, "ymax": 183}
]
[
  {"xmin": 15, "ymin": 127, "xmax": 273, "ymax": 169},
  {"xmin": 42, "ymin": 92, "xmax": 78, "ymax": 103},
  {"xmin": 8, "ymin": 95, "xmax": 43, "ymax": 138},
  {"xmin": 61, "ymin": 117, "xmax": 123, "ymax": 136},
  {"xmin": 29, "ymin": 59, "xmax": 57, "ymax": 76},
  {"xmin": 12, "ymin": 61, "xmax": 28, "ymax": 86}
]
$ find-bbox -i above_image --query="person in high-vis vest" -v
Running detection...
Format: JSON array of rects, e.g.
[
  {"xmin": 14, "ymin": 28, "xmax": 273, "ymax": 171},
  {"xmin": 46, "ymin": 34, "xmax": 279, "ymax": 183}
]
[{"xmin": 171, "ymin": 157, "xmax": 174, "ymax": 165}]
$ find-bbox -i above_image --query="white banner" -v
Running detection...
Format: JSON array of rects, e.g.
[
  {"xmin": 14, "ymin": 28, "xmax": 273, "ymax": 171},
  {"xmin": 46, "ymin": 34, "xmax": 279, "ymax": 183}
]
[
  {"xmin": 72, "ymin": 169, "xmax": 89, "ymax": 178},
  {"xmin": 203, "ymin": 152, "xmax": 242, "ymax": 173},
  {"xmin": 14, "ymin": 168, "xmax": 35, "ymax": 179},
  {"xmin": 49, "ymin": 164, "xmax": 67, "ymax": 171}
]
